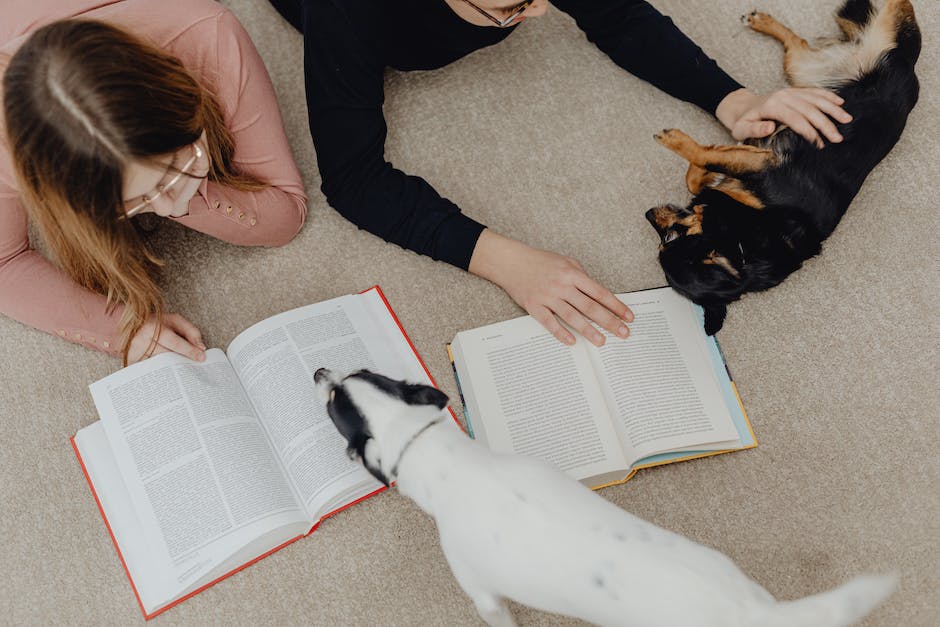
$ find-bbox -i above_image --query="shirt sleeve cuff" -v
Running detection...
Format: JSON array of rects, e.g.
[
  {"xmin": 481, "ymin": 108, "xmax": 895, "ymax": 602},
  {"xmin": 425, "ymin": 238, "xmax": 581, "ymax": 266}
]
[
  {"xmin": 700, "ymin": 69, "xmax": 744, "ymax": 115},
  {"xmin": 431, "ymin": 213, "xmax": 487, "ymax": 270}
]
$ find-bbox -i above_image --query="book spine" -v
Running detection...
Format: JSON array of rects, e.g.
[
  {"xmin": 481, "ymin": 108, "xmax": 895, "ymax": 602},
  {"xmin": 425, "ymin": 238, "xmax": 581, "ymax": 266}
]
[{"xmin": 445, "ymin": 344, "xmax": 473, "ymax": 437}]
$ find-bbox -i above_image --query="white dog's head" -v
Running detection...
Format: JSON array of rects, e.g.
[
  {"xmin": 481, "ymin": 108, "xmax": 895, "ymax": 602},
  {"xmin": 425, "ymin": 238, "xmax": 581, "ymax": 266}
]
[{"xmin": 314, "ymin": 368, "xmax": 448, "ymax": 485}]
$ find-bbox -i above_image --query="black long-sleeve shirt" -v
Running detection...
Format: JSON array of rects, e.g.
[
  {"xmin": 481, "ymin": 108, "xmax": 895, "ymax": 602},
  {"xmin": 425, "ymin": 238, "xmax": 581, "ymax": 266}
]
[{"xmin": 270, "ymin": 0, "xmax": 742, "ymax": 269}]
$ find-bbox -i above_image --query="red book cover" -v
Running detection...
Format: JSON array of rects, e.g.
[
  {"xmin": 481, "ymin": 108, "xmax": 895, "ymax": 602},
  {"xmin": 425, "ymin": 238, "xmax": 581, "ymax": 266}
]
[{"xmin": 72, "ymin": 285, "xmax": 454, "ymax": 619}]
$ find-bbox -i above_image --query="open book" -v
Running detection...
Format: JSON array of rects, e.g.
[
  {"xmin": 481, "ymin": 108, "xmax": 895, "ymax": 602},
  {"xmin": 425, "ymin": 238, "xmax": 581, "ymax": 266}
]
[
  {"xmin": 449, "ymin": 287, "xmax": 756, "ymax": 489},
  {"xmin": 72, "ymin": 286, "xmax": 447, "ymax": 619}
]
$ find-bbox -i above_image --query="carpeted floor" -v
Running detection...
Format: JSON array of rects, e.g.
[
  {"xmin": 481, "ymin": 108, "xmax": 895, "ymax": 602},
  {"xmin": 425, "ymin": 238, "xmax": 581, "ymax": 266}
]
[{"xmin": 1, "ymin": 0, "xmax": 937, "ymax": 624}]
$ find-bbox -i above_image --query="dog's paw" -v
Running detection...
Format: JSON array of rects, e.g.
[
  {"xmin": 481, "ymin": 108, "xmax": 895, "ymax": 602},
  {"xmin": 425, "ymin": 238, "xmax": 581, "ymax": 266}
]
[
  {"xmin": 653, "ymin": 128, "xmax": 676, "ymax": 143},
  {"xmin": 654, "ymin": 129, "xmax": 689, "ymax": 150},
  {"xmin": 744, "ymin": 10, "xmax": 775, "ymax": 32}
]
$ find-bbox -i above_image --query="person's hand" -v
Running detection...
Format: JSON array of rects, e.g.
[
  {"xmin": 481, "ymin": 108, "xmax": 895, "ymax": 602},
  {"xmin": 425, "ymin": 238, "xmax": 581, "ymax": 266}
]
[
  {"xmin": 716, "ymin": 87, "xmax": 852, "ymax": 148},
  {"xmin": 468, "ymin": 229, "xmax": 633, "ymax": 346},
  {"xmin": 127, "ymin": 312, "xmax": 207, "ymax": 364}
]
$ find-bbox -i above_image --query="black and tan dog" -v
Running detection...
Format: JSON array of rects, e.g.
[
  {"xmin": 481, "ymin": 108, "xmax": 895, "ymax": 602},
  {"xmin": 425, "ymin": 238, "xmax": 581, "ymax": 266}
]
[{"xmin": 646, "ymin": 0, "xmax": 920, "ymax": 334}]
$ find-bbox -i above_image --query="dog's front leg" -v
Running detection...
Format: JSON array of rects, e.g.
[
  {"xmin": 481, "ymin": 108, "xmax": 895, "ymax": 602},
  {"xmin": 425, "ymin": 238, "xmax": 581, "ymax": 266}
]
[
  {"xmin": 685, "ymin": 163, "xmax": 713, "ymax": 195},
  {"xmin": 655, "ymin": 128, "xmax": 777, "ymax": 176}
]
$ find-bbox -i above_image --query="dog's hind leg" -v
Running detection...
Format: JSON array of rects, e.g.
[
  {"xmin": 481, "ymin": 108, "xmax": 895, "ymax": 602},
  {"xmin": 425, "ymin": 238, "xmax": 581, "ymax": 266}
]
[
  {"xmin": 685, "ymin": 163, "xmax": 709, "ymax": 195},
  {"xmin": 873, "ymin": 0, "xmax": 920, "ymax": 64},
  {"xmin": 743, "ymin": 11, "xmax": 815, "ymax": 84},
  {"xmin": 469, "ymin": 593, "xmax": 516, "ymax": 627},
  {"xmin": 811, "ymin": 0, "xmax": 920, "ymax": 87},
  {"xmin": 446, "ymin": 555, "xmax": 517, "ymax": 627},
  {"xmin": 684, "ymin": 163, "xmax": 765, "ymax": 208},
  {"xmin": 835, "ymin": 0, "xmax": 875, "ymax": 41}
]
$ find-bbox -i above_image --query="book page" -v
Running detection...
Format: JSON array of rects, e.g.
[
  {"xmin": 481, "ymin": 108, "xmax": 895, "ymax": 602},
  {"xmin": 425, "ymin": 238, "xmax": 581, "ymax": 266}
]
[
  {"xmin": 452, "ymin": 315, "xmax": 629, "ymax": 482},
  {"xmin": 588, "ymin": 288, "xmax": 741, "ymax": 464},
  {"xmin": 74, "ymin": 422, "xmax": 166, "ymax": 613},
  {"xmin": 88, "ymin": 350, "xmax": 309, "ymax": 602},
  {"xmin": 226, "ymin": 289, "xmax": 431, "ymax": 519}
]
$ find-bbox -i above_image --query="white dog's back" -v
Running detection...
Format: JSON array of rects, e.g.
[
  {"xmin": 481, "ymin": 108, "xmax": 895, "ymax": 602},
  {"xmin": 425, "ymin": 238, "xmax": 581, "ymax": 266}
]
[
  {"xmin": 316, "ymin": 368, "xmax": 896, "ymax": 627},
  {"xmin": 400, "ymin": 425, "xmax": 896, "ymax": 627}
]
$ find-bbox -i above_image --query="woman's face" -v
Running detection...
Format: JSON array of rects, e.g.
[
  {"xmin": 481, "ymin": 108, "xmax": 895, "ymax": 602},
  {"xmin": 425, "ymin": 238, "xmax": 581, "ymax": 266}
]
[{"xmin": 121, "ymin": 131, "xmax": 209, "ymax": 218}]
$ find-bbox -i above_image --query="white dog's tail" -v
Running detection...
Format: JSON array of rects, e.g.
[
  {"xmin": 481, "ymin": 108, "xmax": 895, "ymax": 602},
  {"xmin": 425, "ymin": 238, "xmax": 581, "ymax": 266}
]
[{"xmin": 754, "ymin": 573, "xmax": 898, "ymax": 627}]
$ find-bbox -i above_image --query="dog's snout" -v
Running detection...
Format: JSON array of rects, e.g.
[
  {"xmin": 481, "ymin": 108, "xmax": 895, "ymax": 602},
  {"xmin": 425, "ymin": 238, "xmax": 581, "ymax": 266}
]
[
  {"xmin": 314, "ymin": 368, "xmax": 339, "ymax": 404},
  {"xmin": 646, "ymin": 205, "xmax": 678, "ymax": 233}
]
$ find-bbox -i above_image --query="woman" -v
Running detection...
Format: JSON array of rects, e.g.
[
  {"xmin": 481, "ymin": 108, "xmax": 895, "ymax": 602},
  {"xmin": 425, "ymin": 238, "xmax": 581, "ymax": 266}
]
[
  {"xmin": 0, "ymin": 0, "xmax": 307, "ymax": 365},
  {"xmin": 269, "ymin": 0, "xmax": 851, "ymax": 347}
]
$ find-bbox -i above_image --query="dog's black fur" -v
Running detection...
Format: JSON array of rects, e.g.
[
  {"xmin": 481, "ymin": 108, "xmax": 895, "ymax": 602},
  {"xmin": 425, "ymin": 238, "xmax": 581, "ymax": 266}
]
[{"xmin": 647, "ymin": 0, "xmax": 920, "ymax": 334}]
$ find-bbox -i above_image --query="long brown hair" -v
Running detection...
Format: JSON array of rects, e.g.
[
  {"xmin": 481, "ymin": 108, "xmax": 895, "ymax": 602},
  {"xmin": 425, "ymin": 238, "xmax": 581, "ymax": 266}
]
[{"xmin": 2, "ymin": 19, "xmax": 265, "ymax": 364}]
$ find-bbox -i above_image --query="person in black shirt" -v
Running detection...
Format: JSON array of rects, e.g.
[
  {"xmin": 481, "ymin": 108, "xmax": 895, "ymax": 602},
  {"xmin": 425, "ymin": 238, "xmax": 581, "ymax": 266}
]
[{"xmin": 268, "ymin": 0, "xmax": 850, "ymax": 346}]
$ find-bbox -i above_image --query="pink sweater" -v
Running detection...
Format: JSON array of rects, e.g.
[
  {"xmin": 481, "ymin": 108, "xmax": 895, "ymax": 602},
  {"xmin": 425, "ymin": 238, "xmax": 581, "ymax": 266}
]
[{"xmin": 0, "ymin": 0, "xmax": 307, "ymax": 356}]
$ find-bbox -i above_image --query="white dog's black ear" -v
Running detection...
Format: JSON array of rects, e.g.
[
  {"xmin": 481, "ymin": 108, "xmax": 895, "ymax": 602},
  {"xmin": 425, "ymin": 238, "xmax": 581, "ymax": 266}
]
[
  {"xmin": 346, "ymin": 439, "xmax": 390, "ymax": 486},
  {"xmin": 360, "ymin": 439, "xmax": 391, "ymax": 486},
  {"xmin": 403, "ymin": 384, "xmax": 448, "ymax": 409}
]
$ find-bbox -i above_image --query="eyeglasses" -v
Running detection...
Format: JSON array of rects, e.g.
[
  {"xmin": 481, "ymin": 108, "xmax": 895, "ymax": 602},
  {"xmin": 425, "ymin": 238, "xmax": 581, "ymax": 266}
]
[
  {"xmin": 123, "ymin": 142, "xmax": 207, "ymax": 218},
  {"xmin": 460, "ymin": 0, "xmax": 532, "ymax": 28}
]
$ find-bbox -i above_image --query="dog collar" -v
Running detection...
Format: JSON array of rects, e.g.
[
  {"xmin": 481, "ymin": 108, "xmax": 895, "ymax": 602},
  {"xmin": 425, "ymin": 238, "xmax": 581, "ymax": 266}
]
[{"xmin": 390, "ymin": 416, "xmax": 445, "ymax": 479}]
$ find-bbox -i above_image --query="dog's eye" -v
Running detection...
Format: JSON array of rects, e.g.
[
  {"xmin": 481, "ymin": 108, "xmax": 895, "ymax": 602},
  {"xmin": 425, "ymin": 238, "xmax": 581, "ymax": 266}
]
[{"xmin": 664, "ymin": 230, "xmax": 679, "ymax": 243}]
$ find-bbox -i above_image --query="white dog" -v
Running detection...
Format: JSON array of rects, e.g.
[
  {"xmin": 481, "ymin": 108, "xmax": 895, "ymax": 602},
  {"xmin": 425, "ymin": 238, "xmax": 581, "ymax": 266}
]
[{"xmin": 314, "ymin": 368, "xmax": 896, "ymax": 627}]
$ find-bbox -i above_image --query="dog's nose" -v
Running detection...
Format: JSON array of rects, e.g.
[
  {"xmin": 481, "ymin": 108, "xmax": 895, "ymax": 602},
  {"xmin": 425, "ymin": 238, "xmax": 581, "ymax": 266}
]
[
  {"xmin": 314, "ymin": 368, "xmax": 330, "ymax": 383},
  {"xmin": 645, "ymin": 208, "xmax": 663, "ymax": 231}
]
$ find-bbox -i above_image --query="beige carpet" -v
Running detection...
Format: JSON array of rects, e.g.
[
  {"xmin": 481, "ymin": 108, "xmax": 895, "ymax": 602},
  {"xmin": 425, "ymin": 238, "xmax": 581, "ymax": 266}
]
[{"xmin": 1, "ymin": 0, "xmax": 937, "ymax": 624}]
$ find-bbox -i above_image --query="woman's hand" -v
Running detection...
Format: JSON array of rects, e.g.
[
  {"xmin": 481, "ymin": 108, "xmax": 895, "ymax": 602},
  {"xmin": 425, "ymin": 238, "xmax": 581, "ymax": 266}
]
[
  {"xmin": 127, "ymin": 312, "xmax": 207, "ymax": 364},
  {"xmin": 716, "ymin": 87, "xmax": 853, "ymax": 148},
  {"xmin": 468, "ymin": 229, "xmax": 633, "ymax": 347}
]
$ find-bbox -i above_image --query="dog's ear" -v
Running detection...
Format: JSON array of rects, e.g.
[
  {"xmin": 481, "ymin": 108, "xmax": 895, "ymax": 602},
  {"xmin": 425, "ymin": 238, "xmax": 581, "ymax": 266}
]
[
  {"xmin": 347, "ymin": 440, "xmax": 391, "ymax": 486},
  {"xmin": 403, "ymin": 383, "xmax": 449, "ymax": 409},
  {"xmin": 703, "ymin": 303, "xmax": 728, "ymax": 335},
  {"xmin": 361, "ymin": 440, "xmax": 391, "ymax": 486}
]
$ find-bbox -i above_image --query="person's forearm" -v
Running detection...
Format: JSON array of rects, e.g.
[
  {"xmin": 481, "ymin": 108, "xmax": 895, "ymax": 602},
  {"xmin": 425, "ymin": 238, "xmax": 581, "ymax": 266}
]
[
  {"xmin": 467, "ymin": 229, "xmax": 506, "ymax": 283},
  {"xmin": 203, "ymin": 9, "xmax": 309, "ymax": 246},
  {"xmin": 318, "ymin": 154, "xmax": 486, "ymax": 269},
  {"xmin": 0, "ymin": 248, "xmax": 123, "ymax": 355},
  {"xmin": 551, "ymin": 0, "xmax": 742, "ymax": 113},
  {"xmin": 299, "ymin": 0, "xmax": 486, "ymax": 269},
  {"xmin": 173, "ymin": 181, "xmax": 307, "ymax": 247}
]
